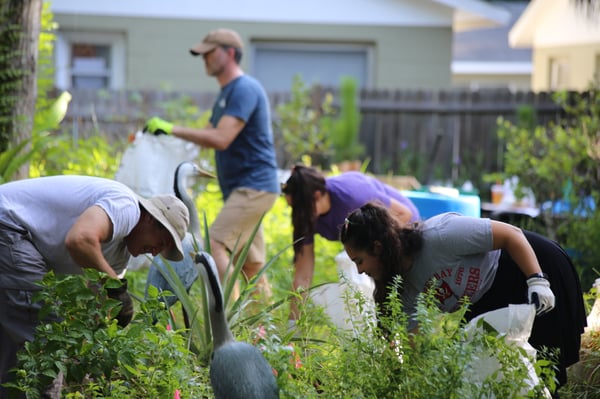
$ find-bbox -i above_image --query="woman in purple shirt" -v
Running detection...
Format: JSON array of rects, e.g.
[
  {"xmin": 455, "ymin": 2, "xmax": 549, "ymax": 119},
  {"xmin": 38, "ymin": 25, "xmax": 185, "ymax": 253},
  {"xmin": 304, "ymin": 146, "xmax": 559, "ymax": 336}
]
[{"xmin": 281, "ymin": 164, "xmax": 420, "ymax": 321}]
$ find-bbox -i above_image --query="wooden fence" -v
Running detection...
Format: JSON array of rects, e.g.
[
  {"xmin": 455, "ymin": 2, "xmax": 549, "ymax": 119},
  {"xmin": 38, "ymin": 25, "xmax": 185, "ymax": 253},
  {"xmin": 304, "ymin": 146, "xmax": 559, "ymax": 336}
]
[
  {"xmin": 60, "ymin": 88, "xmax": 566, "ymax": 191},
  {"xmin": 357, "ymin": 89, "xmax": 564, "ymax": 185}
]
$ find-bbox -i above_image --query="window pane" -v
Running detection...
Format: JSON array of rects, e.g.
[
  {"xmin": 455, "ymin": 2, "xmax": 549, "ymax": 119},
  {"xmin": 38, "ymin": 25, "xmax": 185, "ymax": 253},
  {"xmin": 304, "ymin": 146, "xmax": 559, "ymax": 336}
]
[
  {"xmin": 71, "ymin": 44, "xmax": 111, "ymax": 89},
  {"xmin": 72, "ymin": 76, "xmax": 108, "ymax": 89},
  {"xmin": 254, "ymin": 45, "xmax": 369, "ymax": 92}
]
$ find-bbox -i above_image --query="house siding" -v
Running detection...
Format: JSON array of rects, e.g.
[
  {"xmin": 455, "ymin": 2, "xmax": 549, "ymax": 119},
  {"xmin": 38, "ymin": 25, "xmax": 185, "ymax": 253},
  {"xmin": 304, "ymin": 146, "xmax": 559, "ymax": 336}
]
[
  {"xmin": 532, "ymin": 42, "xmax": 600, "ymax": 92},
  {"xmin": 54, "ymin": 14, "xmax": 453, "ymax": 92},
  {"xmin": 452, "ymin": 73, "xmax": 530, "ymax": 90},
  {"xmin": 509, "ymin": 0, "xmax": 600, "ymax": 93}
]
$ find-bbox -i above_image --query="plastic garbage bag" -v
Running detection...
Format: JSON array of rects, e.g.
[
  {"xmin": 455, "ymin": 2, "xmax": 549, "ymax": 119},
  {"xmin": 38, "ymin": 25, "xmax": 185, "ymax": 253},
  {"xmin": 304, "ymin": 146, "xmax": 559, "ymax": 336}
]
[
  {"xmin": 115, "ymin": 131, "xmax": 200, "ymax": 197},
  {"xmin": 463, "ymin": 304, "xmax": 551, "ymax": 398},
  {"xmin": 309, "ymin": 251, "xmax": 376, "ymax": 332}
]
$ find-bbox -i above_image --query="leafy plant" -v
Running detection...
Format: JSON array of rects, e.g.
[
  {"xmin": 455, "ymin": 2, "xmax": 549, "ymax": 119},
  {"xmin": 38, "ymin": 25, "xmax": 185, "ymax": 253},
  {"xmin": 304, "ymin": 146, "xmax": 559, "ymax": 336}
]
[
  {"xmin": 29, "ymin": 132, "xmax": 121, "ymax": 179},
  {"xmin": 496, "ymin": 102, "xmax": 593, "ymax": 214},
  {"xmin": 0, "ymin": 90, "xmax": 73, "ymax": 183},
  {"xmin": 34, "ymin": 3, "xmax": 61, "ymax": 134},
  {"xmin": 10, "ymin": 270, "xmax": 210, "ymax": 398},
  {"xmin": 274, "ymin": 74, "xmax": 335, "ymax": 169},
  {"xmin": 325, "ymin": 76, "xmax": 364, "ymax": 164},
  {"xmin": 310, "ymin": 282, "xmax": 555, "ymax": 398},
  {"xmin": 494, "ymin": 88, "xmax": 600, "ymax": 289}
]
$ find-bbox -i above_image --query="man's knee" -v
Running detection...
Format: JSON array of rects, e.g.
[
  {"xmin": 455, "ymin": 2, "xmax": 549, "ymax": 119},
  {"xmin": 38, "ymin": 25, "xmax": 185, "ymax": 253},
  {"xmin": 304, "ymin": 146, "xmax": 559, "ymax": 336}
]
[
  {"xmin": 208, "ymin": 239, "xmax": 230, "ymax": 279},
  {"xmin": 209, "ymin": 238, "xmax": 226, "ymax": 253},
  {"xmin": 243, "ymin": 261, "xmax": 264, "ymax": 279}
]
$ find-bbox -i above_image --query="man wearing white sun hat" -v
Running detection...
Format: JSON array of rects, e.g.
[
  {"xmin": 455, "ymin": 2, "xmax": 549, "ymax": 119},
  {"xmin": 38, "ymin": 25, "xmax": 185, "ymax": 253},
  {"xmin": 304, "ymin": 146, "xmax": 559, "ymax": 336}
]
[{"xmin": 0, "ymin": 174, "xmax": 189, "ymax": 397}]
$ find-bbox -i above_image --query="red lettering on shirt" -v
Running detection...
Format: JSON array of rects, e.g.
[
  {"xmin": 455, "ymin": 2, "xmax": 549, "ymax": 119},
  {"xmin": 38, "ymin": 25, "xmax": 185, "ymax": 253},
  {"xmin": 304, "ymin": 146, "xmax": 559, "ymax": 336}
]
[
  {"xmin": 433, "ymin": 268, "xmax": 453, "ymax": 280},
  {"xmin": 464, "ymin": 268, "xmax": 480, "ymax": 297},
  {"xmin": 455, "ymin": 267, "xmax": 464, "ymax": 285}
]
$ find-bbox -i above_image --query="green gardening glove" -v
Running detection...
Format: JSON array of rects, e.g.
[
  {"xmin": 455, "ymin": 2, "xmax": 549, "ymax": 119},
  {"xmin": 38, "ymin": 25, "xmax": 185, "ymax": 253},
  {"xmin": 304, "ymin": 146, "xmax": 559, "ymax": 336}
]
[{"xmin": 143, "ymin": 116, "xmax": 173, "ymax": 135}]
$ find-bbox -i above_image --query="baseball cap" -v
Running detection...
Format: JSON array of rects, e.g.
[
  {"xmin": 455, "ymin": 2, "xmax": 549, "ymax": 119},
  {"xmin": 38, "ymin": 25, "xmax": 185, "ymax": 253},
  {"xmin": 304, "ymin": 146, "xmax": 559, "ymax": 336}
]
[
  {"xmin": 137, "ymin": 194, "xmax": 189, "ymax": 261},
  {"xmin": 190, "ymin": 28, "xmax": 244, "ymax": 56}
]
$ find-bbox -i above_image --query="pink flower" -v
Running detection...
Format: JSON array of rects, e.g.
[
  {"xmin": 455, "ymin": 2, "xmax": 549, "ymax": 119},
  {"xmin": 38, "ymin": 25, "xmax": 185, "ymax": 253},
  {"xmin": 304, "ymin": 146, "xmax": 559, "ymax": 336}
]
[
  {"xmin": 253, "ymin": 324, "xmax": 267, "ymax": 344},
  {"xmin": 293, "ymin": 352, "xmax": 302, "ymax": 369},
  {"xmin": 257, "ymin": 325, "xmax": 267, "ymax": 339},
  {"xmin": 287, "ymin": 343, "xmax": 302, "ymax": 369},
  {"xmin": 174, "ymin": 389, "xmax": 180, "ymax": 399}
]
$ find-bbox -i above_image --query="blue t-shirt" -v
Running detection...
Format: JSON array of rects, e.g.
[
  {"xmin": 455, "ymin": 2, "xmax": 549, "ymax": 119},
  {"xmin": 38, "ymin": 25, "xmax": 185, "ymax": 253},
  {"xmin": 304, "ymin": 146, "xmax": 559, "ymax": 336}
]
[
  {"xmin": 307, "ymin": 172, "xmax": 421, "ymax": 244},
  {"xmin": 210, "ymin": 75, "xmax": 279, "ymax": 199}
]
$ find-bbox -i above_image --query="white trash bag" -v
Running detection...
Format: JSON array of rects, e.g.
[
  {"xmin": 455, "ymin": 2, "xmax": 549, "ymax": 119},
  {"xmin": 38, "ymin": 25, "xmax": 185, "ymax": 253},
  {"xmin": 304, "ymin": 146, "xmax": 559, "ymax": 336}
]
[
  {"xmin": 463, "ymin": 304, "xmax": 551, "ymax": 398},
  {"xmin": 309, "ymin": 251, "xmax": 376, "ymax": 333},
  {"xmin": 115, "ymin": 131, "xmax": 200, "ymax": 198}
]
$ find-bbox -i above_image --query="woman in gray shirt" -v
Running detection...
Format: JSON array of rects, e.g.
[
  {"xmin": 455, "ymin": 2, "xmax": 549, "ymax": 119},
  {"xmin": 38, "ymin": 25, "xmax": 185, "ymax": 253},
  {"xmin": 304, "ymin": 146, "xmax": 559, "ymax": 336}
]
[{"xmin": 340, "ymin": 201, "xmax": 586, "ymax": 392}]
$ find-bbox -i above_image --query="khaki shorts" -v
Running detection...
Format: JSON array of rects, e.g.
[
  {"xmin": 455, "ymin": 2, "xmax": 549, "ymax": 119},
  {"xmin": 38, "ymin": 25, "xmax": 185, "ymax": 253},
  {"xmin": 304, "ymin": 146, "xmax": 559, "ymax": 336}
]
[{"xmin": 209, "ymin": 188, "xmax": 277, "ymax": 264}]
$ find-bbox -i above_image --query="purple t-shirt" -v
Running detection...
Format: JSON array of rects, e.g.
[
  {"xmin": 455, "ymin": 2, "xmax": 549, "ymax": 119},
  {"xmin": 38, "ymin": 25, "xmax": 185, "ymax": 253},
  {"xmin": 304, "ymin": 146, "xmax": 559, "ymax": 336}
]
[{"xmin": 306, "ymin": 172, "xmax": 420, "ymax": 244}]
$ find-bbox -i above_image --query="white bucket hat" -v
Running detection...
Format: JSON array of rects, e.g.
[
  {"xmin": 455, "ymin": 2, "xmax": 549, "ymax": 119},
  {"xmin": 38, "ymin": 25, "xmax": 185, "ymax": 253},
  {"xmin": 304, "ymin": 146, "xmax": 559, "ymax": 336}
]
[{"xmin": 137, "ymin": 194, "xmax": 189, "ymax": 261}]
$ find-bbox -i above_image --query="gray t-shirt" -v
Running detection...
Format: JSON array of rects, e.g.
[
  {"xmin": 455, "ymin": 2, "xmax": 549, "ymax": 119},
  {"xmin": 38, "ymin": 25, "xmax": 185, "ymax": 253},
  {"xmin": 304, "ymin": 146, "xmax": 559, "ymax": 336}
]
[
  {"xmin": 0, "ymin": 175, "xmax": 139, "ymax": 278},
  {"xmin": 402, "ymin": 212, "xmax": 501, "ymax": 330}
]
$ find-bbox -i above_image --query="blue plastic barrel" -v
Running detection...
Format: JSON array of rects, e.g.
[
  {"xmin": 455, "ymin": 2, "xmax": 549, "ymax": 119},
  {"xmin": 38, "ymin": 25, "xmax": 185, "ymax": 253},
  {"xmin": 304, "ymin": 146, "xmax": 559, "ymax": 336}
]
[{"xmin": 402, "ymin": 189, "xmax": 481, "ymax": 219}]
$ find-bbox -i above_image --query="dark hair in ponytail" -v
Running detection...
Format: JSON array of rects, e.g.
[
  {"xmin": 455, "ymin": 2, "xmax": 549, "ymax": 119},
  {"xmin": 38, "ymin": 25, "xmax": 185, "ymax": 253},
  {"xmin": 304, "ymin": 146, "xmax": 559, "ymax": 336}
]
[{"xmin": 281, "ymin": 164, "xmax": 327, "ymax": 258}]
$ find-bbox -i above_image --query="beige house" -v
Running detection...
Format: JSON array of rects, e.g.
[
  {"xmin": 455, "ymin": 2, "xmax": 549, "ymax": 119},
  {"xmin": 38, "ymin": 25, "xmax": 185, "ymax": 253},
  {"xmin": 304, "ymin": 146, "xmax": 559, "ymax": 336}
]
[
  {"xmin": 510, "ymin": 0, "xmax": 600, "ymax": 92},
  {"xmin": 452, "ymin": 1, "xmax": 531, "ymax": 91},
  {"xmin": 48, "ymin": 0, "xmax": 510, "ymax": 93}
]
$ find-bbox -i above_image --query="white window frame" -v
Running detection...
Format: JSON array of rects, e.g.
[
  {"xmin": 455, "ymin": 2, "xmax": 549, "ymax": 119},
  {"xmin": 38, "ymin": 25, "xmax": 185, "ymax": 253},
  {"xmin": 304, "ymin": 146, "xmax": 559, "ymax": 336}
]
[{"xmin": 55, "ymin": 31, "xmax": 125, "ymax": 90}]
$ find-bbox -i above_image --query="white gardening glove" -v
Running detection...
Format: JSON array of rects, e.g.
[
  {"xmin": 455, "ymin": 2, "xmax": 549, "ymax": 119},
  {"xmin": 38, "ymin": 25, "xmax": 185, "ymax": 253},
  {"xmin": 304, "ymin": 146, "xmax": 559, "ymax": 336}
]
[{"xmin": 526, "ymin": 273, "xmax": 555, "ymax": 316}]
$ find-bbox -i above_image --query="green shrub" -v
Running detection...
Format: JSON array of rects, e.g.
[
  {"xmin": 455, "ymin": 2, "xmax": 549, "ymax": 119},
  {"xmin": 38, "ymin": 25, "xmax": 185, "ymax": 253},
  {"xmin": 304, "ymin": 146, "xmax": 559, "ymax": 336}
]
[
  {"xmin": 10, "ymin": 270, "xmax": 210, "ymax": 398},
  {"xmin": 29, "ymin": 133, "xmax": 123, "ymax": 179},
  {"xmin": 274, "ymin": 74, "xmax": 335, "ymax": 169},
  {"xmin": 495, "ymin": 88, "xmax": 600, "ymax": 290},
  {"xmin": 306, "ymin": 283, "xmax": 554, "ymax": 398},
  {"xmin": 326, "ymin": 76, "xmax": 364, "ymax": 164}
]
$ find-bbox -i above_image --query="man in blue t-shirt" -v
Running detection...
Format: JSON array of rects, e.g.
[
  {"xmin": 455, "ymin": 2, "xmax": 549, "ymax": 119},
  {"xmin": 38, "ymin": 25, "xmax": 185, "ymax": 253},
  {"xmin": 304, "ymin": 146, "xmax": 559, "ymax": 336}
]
[{"xmin": 145, "ymin": 29, "xmax": 279, "ymax": 297}]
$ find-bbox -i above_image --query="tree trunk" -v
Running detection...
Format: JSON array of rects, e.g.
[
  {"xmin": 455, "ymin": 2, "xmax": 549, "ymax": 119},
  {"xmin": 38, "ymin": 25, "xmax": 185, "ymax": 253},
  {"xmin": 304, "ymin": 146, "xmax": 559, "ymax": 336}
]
[{"xmin": 0, "ymin": 0, "xmax": 42, "ymax": 179}]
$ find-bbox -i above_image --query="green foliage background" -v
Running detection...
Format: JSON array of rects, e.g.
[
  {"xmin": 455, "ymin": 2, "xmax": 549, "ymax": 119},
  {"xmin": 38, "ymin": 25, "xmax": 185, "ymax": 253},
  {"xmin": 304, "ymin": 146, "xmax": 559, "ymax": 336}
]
[{"xmin": 495, "ymin": 88, "xmax": 600, "ymax": 290}]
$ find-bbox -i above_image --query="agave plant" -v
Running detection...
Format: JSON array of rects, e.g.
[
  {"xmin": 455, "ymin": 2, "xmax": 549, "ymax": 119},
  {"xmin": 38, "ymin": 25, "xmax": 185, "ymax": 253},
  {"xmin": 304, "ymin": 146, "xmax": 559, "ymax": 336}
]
[{"xmin": 152, "ymin": 212, "xmax": 293, "ymax": 362}]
